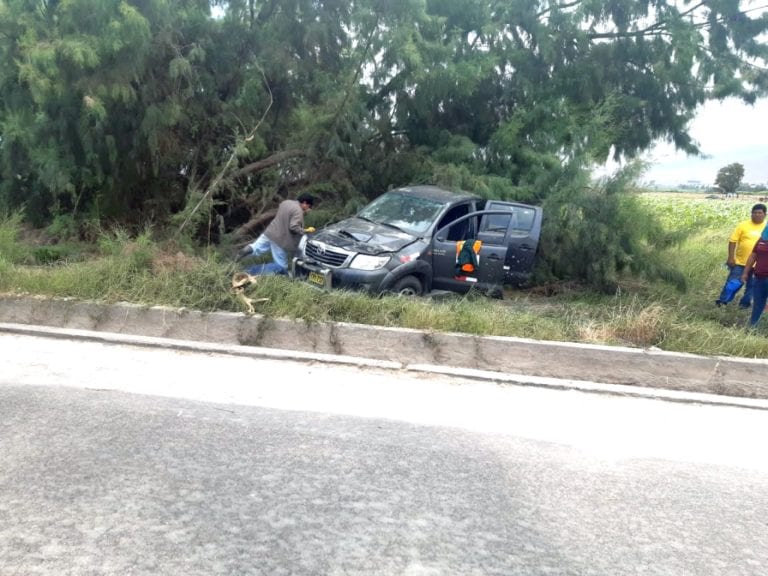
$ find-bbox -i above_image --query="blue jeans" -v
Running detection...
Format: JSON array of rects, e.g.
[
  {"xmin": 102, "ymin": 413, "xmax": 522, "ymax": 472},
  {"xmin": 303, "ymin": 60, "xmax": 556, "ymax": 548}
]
[
  {"xmin": 245, "ymin": 234, "xmax": 289, "ymax": 276},
  {"xmin": 749, "ymin": 276, "xmax": 768, "ymax": 327},
  {"xmin": 718, "ymin": 264, "xmax": 754, "ymax": 306}
]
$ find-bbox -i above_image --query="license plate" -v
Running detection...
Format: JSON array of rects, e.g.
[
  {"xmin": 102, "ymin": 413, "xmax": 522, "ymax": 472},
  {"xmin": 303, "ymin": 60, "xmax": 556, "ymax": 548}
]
[{"xmin": 307, "ymin": 271, "xmax": 326, "ymax": 286}]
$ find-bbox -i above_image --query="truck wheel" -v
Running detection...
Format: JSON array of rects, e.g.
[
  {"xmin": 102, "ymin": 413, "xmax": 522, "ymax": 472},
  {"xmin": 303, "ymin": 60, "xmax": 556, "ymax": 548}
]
[
  {"xmin": 391, "ymin": 275, "xmax": 423, "ymax": 297},
  {"xmin": 485, "ymin": 285, "xmax": 504, "ymax": 299}
]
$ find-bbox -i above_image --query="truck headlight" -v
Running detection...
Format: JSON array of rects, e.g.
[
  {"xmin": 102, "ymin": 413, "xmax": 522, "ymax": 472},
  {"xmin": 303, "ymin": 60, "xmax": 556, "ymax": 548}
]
[{"xmin": 349, "ymin": 254, "xmax": 389, "ymax": 270}]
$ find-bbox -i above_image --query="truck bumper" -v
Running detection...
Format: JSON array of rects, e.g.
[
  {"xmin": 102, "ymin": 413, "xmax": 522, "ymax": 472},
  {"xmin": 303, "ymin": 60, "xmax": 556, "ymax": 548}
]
[{"xmin": 291, "ymin": 258, "xmax": 392, "ymax": 293}]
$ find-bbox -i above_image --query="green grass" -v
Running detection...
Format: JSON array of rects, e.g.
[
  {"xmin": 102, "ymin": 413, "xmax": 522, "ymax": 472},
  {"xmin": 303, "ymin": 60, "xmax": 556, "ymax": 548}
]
[
  {"xmin": 1, "ymin": 196, "xmax": 767, "ymax": 358},
  {"xmin": 0, "ymin": 212, "xmax": 29, "ymax": 264}
]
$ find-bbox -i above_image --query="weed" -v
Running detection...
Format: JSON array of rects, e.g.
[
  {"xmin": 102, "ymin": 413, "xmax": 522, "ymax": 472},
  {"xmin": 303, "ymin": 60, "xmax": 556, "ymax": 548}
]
[
  {"xmin": 2, "ymin": 195, "xmax": 768, "ymax": 358},
  {"xmin": 0, "ymin": 212, "xmax": 28, "ymax": 264}
]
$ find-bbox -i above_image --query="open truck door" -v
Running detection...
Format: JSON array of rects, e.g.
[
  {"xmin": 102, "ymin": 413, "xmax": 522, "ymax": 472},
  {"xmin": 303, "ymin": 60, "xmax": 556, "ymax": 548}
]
[
  {"xmin": 431, "ymin": 201, "xmax": 542, "ymax": 293},
  {"xmin": 479, "ymin": 201, "xmax": 542, "ymax": 286}
]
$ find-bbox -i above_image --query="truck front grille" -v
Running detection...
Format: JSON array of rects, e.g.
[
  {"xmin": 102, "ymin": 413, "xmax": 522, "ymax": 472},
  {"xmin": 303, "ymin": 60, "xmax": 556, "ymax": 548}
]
[{"xmin": 305, "ymin": 241, "xmax": 350, "ymax": 267}]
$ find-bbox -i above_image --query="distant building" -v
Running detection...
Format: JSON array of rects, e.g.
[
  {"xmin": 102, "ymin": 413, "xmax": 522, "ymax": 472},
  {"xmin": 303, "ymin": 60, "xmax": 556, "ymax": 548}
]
[{"xmin": 676, "ymin": 180, "xmax": 708, "ymax": 191}]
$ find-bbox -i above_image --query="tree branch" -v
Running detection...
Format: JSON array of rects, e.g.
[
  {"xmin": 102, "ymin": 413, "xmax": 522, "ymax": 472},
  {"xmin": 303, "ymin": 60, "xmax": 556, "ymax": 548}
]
[
  {"xmin": 232, "ymin": 148, "xmax": 305, "ymax": 178},
  {"xmin": 537, "ymin": 0, "xmax": 582, "ymax": 19},
  {"xmin": 232, "ymin": 208, "xmax": 278, "ymax": 241},
  {"xmin": 175, "ymin": 63, "xmax": 274, "ymax": 238},
  {"xmin": 587, "ymin": 29, "xmax": 670, "ymax": 40},
  {"xmin": 329, "ymin": 15, "xmax": 380, "ymax": 127},
  {"xmin": 587, "ymin": 2, "xmax": 768, "ymax": 39},
  {"xmin": 256, "ymin": 0, "xmax": 280, "ymax": 24}
]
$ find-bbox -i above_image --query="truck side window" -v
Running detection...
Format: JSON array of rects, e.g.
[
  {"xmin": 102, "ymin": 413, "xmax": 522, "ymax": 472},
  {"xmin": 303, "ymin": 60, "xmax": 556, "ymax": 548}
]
[
  {"xmin": 478, "ymin": 214, "xmax": 512, "ymax": 245},
  {"xmin": 436, "ymin": 204, "xmax": 471, "ymax": 241},
  {"xmin": 482, "ymin": 214, "xmax": 512, "ymax": 233},
  {"xmin": 479, "ymin": 205, "xmax": 536, "ymax": 243},
  {"xmin": 511, "ymin": 209, "xmax": 534, "ymax": 234}
]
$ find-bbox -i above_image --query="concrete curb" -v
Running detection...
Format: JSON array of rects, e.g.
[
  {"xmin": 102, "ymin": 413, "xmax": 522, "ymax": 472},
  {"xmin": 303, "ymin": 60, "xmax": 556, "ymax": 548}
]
[
  {"xmin": 1, "ymin": 294, "xmax": 767, "ymax": 400},
  {"xmin": 4, "ymin": 321, "xmax": 768, "ymax": 412},
  {"xmin": 1, "ymin": 321, "xmax": 402, "ymax": 371},
  {"xmin": 410, "ymin": 364, "xmax": 768, "ymax": 411}
]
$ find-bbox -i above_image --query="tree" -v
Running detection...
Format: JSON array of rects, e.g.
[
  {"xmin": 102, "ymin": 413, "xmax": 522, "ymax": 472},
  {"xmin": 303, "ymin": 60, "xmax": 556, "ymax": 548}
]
[
  {"xmin": 360, "ymin": 1, "xmax": 768, "ymax": 193},
  {"xmin": 1, "ymin": 1, "xmax": 767, "ymax": 289},
  {"xmin": 716, "ymin": 163, "xmax": 746, "ymax": 195}
]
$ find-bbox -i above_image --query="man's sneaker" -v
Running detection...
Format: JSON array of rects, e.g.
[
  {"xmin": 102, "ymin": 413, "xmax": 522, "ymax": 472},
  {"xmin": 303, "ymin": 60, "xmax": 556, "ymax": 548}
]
[
  {"xmin": 715, "ymin": 300, "xmax": 725, "ymax": 307},
  {"xmin": 739, "ymin": 302, "xmax": 751, "ymax": 309}
]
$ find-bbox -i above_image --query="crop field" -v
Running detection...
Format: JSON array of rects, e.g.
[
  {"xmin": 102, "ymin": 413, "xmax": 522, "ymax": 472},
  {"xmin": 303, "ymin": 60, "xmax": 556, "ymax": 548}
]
[
  {"xmin": 639, "ymin": 193, "xmax": 761, "ymax": 230},
  {"xmin": 569, "ymin": 192, "xmax": 768, "ymax": 356},
  {"xmin": 636, "ymin": 194, "xmax": 759, "ymax": 298}
]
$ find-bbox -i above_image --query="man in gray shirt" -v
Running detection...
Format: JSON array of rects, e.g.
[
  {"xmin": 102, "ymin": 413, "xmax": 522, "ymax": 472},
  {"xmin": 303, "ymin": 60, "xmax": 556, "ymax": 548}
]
[{"xmin": 237, "ymin": 193, "xmax": 315, "ymax": 274}]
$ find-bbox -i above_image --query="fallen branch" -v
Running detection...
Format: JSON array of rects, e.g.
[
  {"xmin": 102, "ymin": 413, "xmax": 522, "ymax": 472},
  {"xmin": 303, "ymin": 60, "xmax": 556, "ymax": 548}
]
[
  {"xmin": 175, "ymin": 64, "xmax": 273, "ymax": 238},
  {"xmin": 232, "ymin": 208, "xmax": 277, "ymax": 242},
  {"xmin": 232, "ymin": 149, "xmax": 304, "ymax": 178},
  {"xmin": 231, "ymin": 272, "xmax": 270, "ymax": 315}
]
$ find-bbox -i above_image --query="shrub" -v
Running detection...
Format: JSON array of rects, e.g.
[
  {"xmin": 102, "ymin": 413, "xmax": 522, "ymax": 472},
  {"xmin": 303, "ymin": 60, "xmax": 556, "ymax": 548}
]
[
  {"xmin": 536, "ymin": 163, "xmax": 686, "ymax": 293},
  {"xmin": 0, "ymin": 212, "xmax": 28, "ymax": 264}
]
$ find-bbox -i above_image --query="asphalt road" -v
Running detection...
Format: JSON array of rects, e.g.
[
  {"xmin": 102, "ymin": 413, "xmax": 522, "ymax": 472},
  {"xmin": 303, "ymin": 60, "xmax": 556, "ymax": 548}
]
[{"xmin": 1, "ymin": 332, "xmax": 768, "ymax": 575}]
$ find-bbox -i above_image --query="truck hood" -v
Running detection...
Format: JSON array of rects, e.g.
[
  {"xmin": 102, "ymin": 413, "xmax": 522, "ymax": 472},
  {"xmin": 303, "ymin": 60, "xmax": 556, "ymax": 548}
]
[{"xmin": 313, "ymin": 217, "xmax": 419, "ymax": 255}]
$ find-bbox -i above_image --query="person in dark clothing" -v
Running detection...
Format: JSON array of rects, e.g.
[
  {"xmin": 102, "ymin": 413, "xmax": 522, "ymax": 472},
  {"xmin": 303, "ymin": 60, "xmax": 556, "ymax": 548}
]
[
  {"xmin": 741, "ymin": 225, "xmax": 768, "ymax": 328},
  {"xmin": 236, "ymin": 193, "xmax": 315, "ymax": 275}
]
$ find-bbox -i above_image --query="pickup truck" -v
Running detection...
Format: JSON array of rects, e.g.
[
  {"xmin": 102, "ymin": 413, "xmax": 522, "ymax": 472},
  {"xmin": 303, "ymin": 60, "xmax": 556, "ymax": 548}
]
[{"xmin": 290, "ymin": 185, "xmax": 542, "ymax": 296}]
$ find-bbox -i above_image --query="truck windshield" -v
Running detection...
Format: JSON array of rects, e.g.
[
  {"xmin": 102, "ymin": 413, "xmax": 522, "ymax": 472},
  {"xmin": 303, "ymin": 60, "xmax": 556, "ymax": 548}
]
[{"xmin": 358, "ymin": 192, "xmax": 445, "ymax": 236}]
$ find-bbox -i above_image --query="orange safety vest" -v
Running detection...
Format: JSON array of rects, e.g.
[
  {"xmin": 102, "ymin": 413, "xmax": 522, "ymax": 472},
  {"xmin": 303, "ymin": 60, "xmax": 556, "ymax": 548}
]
[{"xmin": 455, "ymin": 240, "xmax": 482, "ymax": 273}]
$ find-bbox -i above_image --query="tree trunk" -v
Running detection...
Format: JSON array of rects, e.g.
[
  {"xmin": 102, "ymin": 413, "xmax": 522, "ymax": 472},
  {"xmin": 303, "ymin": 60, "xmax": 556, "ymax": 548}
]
[
  {"xmin": 232, "ymin": 208, "xmax": 278, "ymax": 242},
  {"xmin": 233, "ymin": 149, "xmax": 304, "ymax": 179}
]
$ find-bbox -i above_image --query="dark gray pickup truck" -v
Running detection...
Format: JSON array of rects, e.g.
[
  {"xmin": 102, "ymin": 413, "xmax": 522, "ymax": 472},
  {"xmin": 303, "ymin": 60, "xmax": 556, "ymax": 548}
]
[{"xmin": 290, "ymin": 185, "xmax": 542, "ymax": 296}]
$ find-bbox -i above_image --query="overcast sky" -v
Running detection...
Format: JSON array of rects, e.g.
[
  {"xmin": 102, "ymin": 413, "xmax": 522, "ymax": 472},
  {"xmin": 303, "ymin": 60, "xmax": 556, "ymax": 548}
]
[{"xmin": 642, "ymin": 98, "xmax": 768, "ymax": 186}]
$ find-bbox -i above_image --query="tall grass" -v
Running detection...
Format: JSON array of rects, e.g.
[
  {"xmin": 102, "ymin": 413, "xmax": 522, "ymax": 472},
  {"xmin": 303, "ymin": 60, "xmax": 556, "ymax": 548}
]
[
  {"xmin": 1, "ymin": 196, "xmax": 767, "ymax": 358},
  {"xmin": 0, "ymin": 212, "xmax": 28, "ymax": 264}
]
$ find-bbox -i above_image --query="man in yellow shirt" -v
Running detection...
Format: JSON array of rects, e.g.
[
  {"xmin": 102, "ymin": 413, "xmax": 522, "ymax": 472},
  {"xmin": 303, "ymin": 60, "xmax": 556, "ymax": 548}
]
[{"xmin": 715, "ymin": 203, "xmax": 766, "ymax": 307}]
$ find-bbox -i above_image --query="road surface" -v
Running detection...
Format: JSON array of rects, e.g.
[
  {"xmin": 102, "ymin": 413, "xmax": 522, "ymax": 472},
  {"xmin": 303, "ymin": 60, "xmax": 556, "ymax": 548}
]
[{"xmin": 1, "ymin": 331, "xmax": 767, "ymax": 575}]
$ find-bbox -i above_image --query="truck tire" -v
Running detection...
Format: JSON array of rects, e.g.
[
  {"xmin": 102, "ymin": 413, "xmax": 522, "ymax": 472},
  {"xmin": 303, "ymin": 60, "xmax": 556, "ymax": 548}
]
[
  {"xmin": 485, "ymin": 285, "xmax": 504, "ymax": 299},
  {"xmin": 391, "ymin": 275, "xmax": 423, "ymax": 297}
]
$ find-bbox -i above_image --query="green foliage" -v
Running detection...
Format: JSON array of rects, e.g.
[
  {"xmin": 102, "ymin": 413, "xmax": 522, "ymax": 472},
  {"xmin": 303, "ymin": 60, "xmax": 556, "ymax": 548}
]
[
  {"xmin": 3, "ymin": 192, "xmax": 768, "ymax": 358},
  {"xmin": 0, "ymin": 211, "xmax": 28, "ymax": 264},
  {"xmin": 639, "ymin": 195, "xmax": 749, "ymax": 229},
  {"xmin": 1, "ymin": 0, "xmax": 767, "ymax": 290},
  {"xmin": 715, "ymin": 163, "xmax": 746, "ymax": 194},
  {"xmin": 32, "ymin": 245, "xmax": 68, "ymax": 264},
  {"xmin": 96, "ymin": 227, "xmax": 156, "ymax": 272},
  {"xmin": 536, "ymin": 163, "xmax": 686, "ymax": 293},
  {"xmin": 46, "ymin": 213, "xmax": 79, "ymax": 240},
  {"xmin": 97, "ymin": 228, "xmax": 133, "ymax": 257}
]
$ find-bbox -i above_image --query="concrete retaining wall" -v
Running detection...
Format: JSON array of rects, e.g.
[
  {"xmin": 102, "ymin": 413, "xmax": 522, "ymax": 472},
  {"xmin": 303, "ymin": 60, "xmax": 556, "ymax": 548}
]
[{"xmin": 1, "ymin": 294, "xmax": 766, "ymax": 398}]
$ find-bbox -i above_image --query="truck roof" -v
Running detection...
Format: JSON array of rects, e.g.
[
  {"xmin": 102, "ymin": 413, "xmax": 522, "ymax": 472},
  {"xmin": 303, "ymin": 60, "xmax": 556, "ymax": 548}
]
[{"xmin": 394, "ymin": 185, "xmax": 479, "ymax": 204}]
